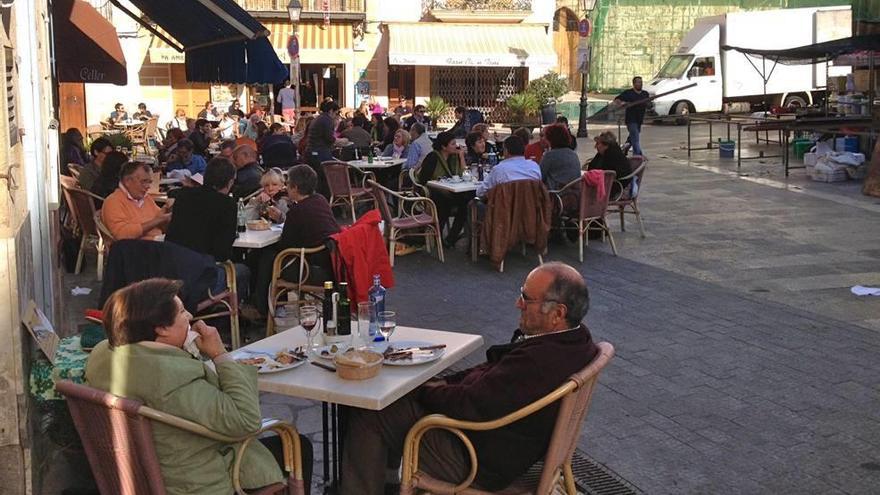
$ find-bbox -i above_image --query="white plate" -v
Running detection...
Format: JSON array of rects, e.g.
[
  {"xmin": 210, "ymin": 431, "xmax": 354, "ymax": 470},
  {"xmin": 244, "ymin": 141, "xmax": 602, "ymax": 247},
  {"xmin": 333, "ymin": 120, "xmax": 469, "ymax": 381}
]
[
  {"xmin": 315, "ymin": 343, "xmax": 355, "ymax": 360},
  {"xmin": 232, "ymin": 350, "xmax": 307, "ymax": 374},
  {"xmin": 375, "ymin": 340, "xmax": 446, "ymax": 366}
]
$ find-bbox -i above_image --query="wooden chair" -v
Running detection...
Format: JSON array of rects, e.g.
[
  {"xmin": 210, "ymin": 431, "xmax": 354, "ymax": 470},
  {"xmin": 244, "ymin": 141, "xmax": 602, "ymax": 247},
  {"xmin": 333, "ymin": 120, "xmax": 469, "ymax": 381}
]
[
  {"xmin": 266, "ymin": 246, "xmax": 327, "ymax": 337},
  {"xmin": 56, "ymin": 380, "xmax": 306, "ymax": 495},
  {"xmin": 368, "ymin": 179, "xmax": 443, "ymax": 267},
  {"xmin": 130, "ymin": 117, "xmax": 160, "ymax": 156},
  {"xmin": 607, "ymin": 157, "xmax": 647, "ymax": 237},
  {"xmin": 93, "ymin": 211, "xmax": 114, "ymax": 281},
  {"xmin": 59, "ymin": 176, "xmax": 107, "ymax": 279},
  {"xmin": 322, "ymin": 160, "xmax": 374, "ymax": 221},
  {"xmin": 400, "ymin": 342, "xmax": 615, "ymax": 495},
  {"xmin": 194, "ymin": 260, "xmax": 243, "ymax": 349},
  {"xmin": 551, "ymin": 171, "xmax": 618, "ymax": 262}
]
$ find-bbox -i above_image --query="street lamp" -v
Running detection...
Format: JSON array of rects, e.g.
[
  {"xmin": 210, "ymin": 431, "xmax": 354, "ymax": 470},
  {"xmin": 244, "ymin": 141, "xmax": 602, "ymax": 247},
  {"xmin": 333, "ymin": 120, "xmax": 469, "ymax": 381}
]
[
  {"xmin": 287, "ymin": 0, "xmax": 303, "ymax": 110},
  {"xmin": 576, "ymin": 0, "xmax": 598, "ymax": 138}
]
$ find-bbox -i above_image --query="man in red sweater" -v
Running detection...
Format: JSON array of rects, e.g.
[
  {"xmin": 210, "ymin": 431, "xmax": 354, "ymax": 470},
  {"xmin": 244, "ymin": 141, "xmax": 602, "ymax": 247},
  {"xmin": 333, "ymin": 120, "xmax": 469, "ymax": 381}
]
[{"xmin": 340, "ymin": 262, "xmax": 599, "ymax": 494}]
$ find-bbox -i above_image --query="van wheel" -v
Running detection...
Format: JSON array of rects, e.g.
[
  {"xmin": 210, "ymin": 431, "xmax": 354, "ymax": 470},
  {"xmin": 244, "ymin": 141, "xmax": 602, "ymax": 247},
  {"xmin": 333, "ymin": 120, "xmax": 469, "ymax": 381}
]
[
  {"xmin": 783, "ymin": 94, "xmax": 807, "ymax": 109},
  {"xmin": 673, "ymin": 101, "xmax": 690, "ymax": 125}
]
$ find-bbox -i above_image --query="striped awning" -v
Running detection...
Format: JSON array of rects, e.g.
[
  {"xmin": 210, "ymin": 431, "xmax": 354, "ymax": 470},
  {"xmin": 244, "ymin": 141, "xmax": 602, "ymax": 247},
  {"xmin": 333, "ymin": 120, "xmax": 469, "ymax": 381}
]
[
  {"xmin": 148, "ymin": 28, "xmax": 184, "ymax": 63},
  {"xmin": 387, "ymin": 23, "xmax": 557, "ymax": 68}
]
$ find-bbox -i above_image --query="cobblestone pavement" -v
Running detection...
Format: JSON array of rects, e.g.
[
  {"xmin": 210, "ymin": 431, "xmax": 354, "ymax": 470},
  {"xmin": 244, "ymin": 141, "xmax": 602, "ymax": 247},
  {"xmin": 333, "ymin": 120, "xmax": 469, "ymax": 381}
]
[{"xmin": 46, "ymin": 124, "xmax": 880, "ymax": 494}]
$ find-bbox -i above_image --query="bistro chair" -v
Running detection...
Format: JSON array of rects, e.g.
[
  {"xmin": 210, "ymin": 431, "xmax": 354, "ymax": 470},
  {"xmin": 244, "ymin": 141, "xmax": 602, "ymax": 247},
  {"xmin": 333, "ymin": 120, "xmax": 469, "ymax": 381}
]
[
  {"xmin": 607, "ymin": 157, "xmax": 648, "ymax": 237},
  {"xmin": 323, "ymin": 160, "xmax": 375, "ymax": 221},
  {"xmin": 67, "ymin": 163, "xmax": 83, "ymax": 180},
  {"xmin": 92, "ymin": 211, "xmax": 114, "ymax": 281},
  {"xmin": 87, "ymin": 123, "xmax": 114, "ymax": 141},
  {"xmin": 368, "ymin": 179, "xmax": 444, "ymax": 267},
  {"xmin": 266, "ymin": 245, "xmax": 328, "ymax": 337},
  {"xmin": 56, "ymin": 380, "xmax": 307, "ymax": 495},
  {"xmin": 129, "ymin": 117, "xmax": 160, "ymax": 156},
  {"xmin": 400, "ymin": 342, "xmax": 615, "ymax": 495},
  {"xmin": 59, "ymin": 176, "xmax": 107, "ymax": 279},
  {"xmin": 551, "ymin": 171, "xmax": 618, "ymax": 262}
]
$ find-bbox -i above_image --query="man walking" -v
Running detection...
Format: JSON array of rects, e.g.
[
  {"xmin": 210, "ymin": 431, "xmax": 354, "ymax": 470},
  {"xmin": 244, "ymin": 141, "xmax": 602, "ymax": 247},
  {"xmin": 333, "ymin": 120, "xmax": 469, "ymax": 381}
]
[
  {"xmin": 613, "ymin": 76, "xmax": 650, "ymax": 156},
  {"xmin": 277, "ymin": 80, "xmax": 297, "ymax": 123}
]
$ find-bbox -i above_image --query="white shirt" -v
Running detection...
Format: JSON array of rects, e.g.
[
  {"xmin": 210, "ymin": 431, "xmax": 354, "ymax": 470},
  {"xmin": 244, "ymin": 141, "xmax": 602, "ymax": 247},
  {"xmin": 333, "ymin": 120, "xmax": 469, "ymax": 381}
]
[{"xmin": 476, "ymin": 155, "xmax": 542, "ymax": 197}]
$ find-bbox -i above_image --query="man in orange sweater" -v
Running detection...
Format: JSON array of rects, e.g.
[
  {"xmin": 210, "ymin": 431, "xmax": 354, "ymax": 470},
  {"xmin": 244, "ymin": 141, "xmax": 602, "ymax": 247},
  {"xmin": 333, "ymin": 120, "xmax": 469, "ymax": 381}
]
[{"xmin": 101, "ymin": 161, "xmax": 171, "ymax": 240}]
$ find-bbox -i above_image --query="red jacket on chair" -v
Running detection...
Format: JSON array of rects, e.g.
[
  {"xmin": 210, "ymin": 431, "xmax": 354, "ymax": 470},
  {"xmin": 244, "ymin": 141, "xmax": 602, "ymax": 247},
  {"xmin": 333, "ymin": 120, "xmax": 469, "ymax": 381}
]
[{"xmin": 331, "ymin": 209, "xmax": 395, "ymax": 303}]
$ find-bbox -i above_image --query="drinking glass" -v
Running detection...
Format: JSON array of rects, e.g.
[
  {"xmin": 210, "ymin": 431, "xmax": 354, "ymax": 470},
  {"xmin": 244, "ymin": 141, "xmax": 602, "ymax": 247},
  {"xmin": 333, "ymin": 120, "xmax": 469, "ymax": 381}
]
[
  {"xmin": 357, "ymin": 301, "xmax": 374, "ymax": 348},
  {"xmin": 377, "ymin": 310, "xmax": 396, "ymax": 343},
  {"xmin": 299, "ymin": 305, "xmax": 320, "ymax": 355}
]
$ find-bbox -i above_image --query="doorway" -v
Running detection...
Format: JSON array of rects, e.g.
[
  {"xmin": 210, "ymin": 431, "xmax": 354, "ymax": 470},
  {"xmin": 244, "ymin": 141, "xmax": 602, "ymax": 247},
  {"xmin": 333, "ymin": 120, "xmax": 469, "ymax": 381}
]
[
  {"xmin": 389, "ymin": 65, "xmax": 415, "ymax": 108},
  {"xmin": 300, "ymin": 64, "xmax": 344, "ymax": 112},
  {"xmin": 58, "ymin": 82, "xmax": 86, "ymax": 134},
  {"xmin": 554, "ymin": 8, "xmax": 581, "ymax": 92}
]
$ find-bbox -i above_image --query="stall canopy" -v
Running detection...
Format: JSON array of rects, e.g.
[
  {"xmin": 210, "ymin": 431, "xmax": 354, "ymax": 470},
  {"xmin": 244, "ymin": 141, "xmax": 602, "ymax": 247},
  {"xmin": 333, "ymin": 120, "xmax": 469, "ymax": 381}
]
[
  {"xmin": 722, "ymin": 35, "xmax": 880, "ymax": 65},
  {"xmin": 387, "ymin": 23, "xmax": 557, "ymax": 68},
  {"xmin": 108, "ymin": 0, "xmax": 287, "ymax": 83},
  {"xmin": 52, "ymin": 0, "xmax": 127, "ymax": 85}
]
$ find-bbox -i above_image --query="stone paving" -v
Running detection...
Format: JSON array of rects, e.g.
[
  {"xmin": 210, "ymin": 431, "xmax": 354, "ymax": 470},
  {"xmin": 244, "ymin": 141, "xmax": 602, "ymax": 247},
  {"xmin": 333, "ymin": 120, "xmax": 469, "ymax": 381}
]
[{"xmin": 44, "ymin": 123, "xmax": 880, "ymax": 494}]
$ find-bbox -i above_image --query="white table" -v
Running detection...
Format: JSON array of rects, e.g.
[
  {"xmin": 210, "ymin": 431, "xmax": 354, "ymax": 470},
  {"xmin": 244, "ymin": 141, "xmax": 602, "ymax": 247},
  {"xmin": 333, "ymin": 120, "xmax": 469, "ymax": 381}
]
[
  {"xmin": 427, "ymin": 180, "xmax": 481, "ymax": 194},
  {"xmin": 241, "ymin": 325, "xmax": 484, "ymax": 410},
  {"xmin": 233, "ymin": 225, "xmax": 282, "ymax": 249},
  {"xmin": 348, "ymin": 158, "xmax": 406, "ymax": 170}
]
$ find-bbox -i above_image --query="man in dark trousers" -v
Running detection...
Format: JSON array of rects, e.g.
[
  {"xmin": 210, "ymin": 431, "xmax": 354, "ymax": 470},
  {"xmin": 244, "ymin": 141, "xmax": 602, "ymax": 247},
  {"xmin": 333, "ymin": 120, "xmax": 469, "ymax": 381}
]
[
  {"xmin": 613, "ymin": 76, "xmax": 650, "ymax": 156},
  {"xmin": 305, "ymin": 99, "xmax": 339, "ymax": 197},
  {"xmin": 340, "ymin": 262, "xmax": 599, "ymax": 495}
]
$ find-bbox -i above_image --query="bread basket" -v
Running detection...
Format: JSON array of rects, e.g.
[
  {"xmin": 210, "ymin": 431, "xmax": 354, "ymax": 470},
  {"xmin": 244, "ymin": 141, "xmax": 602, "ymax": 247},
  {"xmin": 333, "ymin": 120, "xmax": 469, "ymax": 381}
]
[
  {"xmin": 334, "ymin": 349, "xmax": 383, "ymax": 380},
  {"xmin": 247, "ymin": 219, "xmax": 271, "ymax": 231}
]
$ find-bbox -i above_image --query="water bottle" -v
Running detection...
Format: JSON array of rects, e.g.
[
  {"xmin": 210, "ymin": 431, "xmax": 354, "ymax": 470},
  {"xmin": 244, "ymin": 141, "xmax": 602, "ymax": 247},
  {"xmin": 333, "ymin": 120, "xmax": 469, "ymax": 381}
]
[
  {"xmin": 367, "ymin": 147, "xmax": 374, "ymax": 164},
  {"xmin": 236, "ymin": 199, "xmax": 247, "ymax": 233},
  {"xmin": 488, "ymin": 152, "xmax": 498, "ymax": 167},
  {"xmin": 367, "ymin": 274, "xmax": 386, "ymax": 340},
  {"xmin": 354, "ymin": 147, "xmax": 360, "ymax": 160}
]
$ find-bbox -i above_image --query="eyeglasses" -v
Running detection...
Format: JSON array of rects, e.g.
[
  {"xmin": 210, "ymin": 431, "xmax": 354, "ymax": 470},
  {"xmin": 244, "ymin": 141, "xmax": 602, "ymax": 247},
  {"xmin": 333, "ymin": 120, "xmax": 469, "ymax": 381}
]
[{"xmin": 518, "ymin": 286, "xmax": 558, "ymax": 305}]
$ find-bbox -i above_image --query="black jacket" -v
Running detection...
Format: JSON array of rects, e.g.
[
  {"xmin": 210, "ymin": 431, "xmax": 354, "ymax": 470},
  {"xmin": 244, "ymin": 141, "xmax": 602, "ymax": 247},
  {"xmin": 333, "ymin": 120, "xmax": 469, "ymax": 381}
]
[
  {"xmin": 165, "ymin": 185, "xmax": 237, "ymax": 262},
  {"xmin": 232, "ymin": 163, "xmax": 263, "ymax": 199},
  {"xmin": 189, "ymin": 130, "xmax": 211, "ymax": 156}
]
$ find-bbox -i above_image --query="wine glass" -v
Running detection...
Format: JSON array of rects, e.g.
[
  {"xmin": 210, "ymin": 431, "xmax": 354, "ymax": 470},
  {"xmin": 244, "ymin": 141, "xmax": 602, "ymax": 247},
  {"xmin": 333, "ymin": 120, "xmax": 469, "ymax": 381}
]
[
  {"xmin": 299, "ymin": 305, "xmax": 320, "ymax": 355},
  {"xmin": 377, "ymin": 311, "xmax": 396, "ymax": 344}
]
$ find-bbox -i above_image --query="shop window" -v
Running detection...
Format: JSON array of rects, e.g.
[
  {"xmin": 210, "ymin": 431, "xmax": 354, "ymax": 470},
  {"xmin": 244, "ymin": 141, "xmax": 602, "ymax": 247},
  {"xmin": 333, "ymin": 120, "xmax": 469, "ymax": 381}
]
[{"xmin": 689, "ymin": 57, "xmax": 715, "ymax": 78}]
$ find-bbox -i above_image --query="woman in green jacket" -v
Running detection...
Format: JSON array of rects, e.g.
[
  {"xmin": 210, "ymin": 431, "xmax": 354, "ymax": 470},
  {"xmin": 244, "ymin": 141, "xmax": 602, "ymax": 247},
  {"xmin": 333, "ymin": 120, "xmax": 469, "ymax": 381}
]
[
  {"xmin": 417, "ymin": 131, "xmax": 469, "ymax": 247},
  {"xmin": 85, "ymin": 278, "xmax": 312, "ymax": 495}
]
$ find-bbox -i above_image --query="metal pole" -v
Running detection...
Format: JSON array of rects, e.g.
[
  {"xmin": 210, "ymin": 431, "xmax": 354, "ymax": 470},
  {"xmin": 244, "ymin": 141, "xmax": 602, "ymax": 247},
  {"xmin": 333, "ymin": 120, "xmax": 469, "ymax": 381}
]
[
  {"xmin": 293, "ymin": 24, "xmax": 301, "ymax": 116},
  {"xmin": 737, "ymin": 123, "xmax": 742, "ymax": 171},
  {"xmin": 687, "ymin": 116, "xmax": 691, "ymax": 157},
  {"xmin": 576, "ymin": 71, "xmax": 589, "ymax": 138}
]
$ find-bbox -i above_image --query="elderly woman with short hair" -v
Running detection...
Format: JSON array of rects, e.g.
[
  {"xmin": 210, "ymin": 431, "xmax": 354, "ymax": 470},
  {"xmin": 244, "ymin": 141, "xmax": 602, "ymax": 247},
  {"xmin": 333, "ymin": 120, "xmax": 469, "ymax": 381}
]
[
  {"xmin": 381, "ymin": 128, "xmax": 411, "ymax": 159},
  {"xmin": 85, "ymin": 278, "xmax": 312, "ymax": 495}
]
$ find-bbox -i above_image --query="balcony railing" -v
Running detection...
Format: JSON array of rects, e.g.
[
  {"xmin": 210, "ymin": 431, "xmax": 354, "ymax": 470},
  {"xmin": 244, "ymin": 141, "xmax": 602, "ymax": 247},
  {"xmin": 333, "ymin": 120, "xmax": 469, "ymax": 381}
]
[
  {"xmin": 235, "ymin": 0, "xmax": 365, "ymax": 14},
  {"xmin": 424, "ymin": 0, "xmax": 533, "ymax": 12},
  {"xmin": 86, "ymin": 0, "xmax": 113, "ymax": 23}
]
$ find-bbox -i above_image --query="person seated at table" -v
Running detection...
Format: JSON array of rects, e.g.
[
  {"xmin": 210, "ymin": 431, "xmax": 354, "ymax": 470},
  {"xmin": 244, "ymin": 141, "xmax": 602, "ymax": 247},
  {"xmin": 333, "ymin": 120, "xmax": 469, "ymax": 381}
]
[
  {"xmin": 417, "ymin": 131, "xmax": 468, "ymax": 248},
  {"xmin": 158, "ymin": 128, "xmax": 186, "ymax": 165},
  {"xmin": 340, "ymin": 262, "xmax": 598, "ymax": 495},
  {"xmin": 475, "ymin": 135, "xmax": 541, "ymax": 198},
  {"xmin": 260, "ymin": 123, "xmax": 295, "ymax": 151},
  {"xmin": 167, "ymin": 108, "xmax": 188, "ymax": 131},
  {"xmin": 61, "ymin": 128, "xmax": 89, "ymax": 175},
  {"xmin": 166, "ymin": 139, "xmax": 207, "ymax": 176},
  {"xmin": 513, "ymin": 127, "xmax": 533, "ymax": 152},
  {"xmin": 85, "ymin": 278, "xmax": 313, "ymax": 495},
  {"xmin": 232, "ymin": 144, "xmax": 264, "ymax": 199},
  {"xmin": 368, "ymin": 96, "xmax": 385, "ymax": 117},
  {"xmin": 403, "ymin": 104, "xmax": 427, "ymax": 131},
  {"xmin": 448, "ymin": 106, "xmax": 468, "ymax": 138},
  {"xmin": 77, "ymin": 137, "xmax": 113, "ymax": 191},
  {"xmin": 405, "ymin": 123, "xmax": 431, "ymax": 170},
  {"xmin": 392, "ymin": 97, "xmax": 412, "ymax": 117},
  {"xmin": 247, "ymin": 168, "xmax": 289, "ymax": 224},
  {"xmin": 381, "ymin": 116, "xmax": 400, "ymax": 149},
  {"xmin": 464, "ymin": 131, "xmax": 486, "ymax": 167},
  {"xmin": 133, "ymin": 102, "xmax": 153, "ymax": 121},
  {"xmin": 90, "ymin": 151, "xmax": 128, "ymax": 204},
  {"xmin": 218, "ymin": 139, "xmax": 236, "ymax": 159},
  {"xmin": 471, "ymin": 123, "xmax": 499, "ymax": 155},
  {"xmin": 217, "ymin": 110, "xmax": 237, "ymax": 140},
  {"xmin": 342, "ymin": 115, "xmax": 372, "ymax": 148},
  {"xmin": 102, "ymin": 161, "xmax": 171, "ymax": 241},
  {"xmin": 189, "ymin": 119, "xmax": 213, "ymax": 157},
  {"xmin": 356, "ymin": 100, "xmax": 370, "ymax": 120},
  {"xmin": 254, "ymin": 121, "xmax": 271, "ymax": 152},
  {"xmin": 227, "ymin": 100, "xmax": 245, "ymax": 119},
  {"xmin": 109, "ymin": 102, "xmax": 128, "ymax": 124},
  {"xmin": 556, "ymin": 115, "xmax": 578, "ymax": 150},
  {"xmin": 369, "ymin": 113, "xmax": 385, "ymax": 144},
  {"xmin": 586, "ymin": 131, "xmax": 632, "ymax": 198},
  {"xmin": 252, "ymin": 165, "xmax": 340, "ymax": 317},
  {"xmin": 292, "ymin": 115, "xmax": 314, "ymax": 147},
  {"xmin": 381, "ymin": 128, "xmax": 410, "ymax": 159},
  {"xmin": 335, "ymin": 118, "xmax": 351, "ymax": 140},
  {"xmin": 541, "ymin": 124, "xmax": 583, "ymax": 191},
  {"xmin": 525, "ymin": 126, "xmax": 550, "ymax": 163},
  {"xmin": 197, "ymin": 100, "xmax": 219, "ymax": 121},
  {"xmin": 166, "ymin": 157, "xmax": 251, "ymax": 298},
  {"xmin": 243, "ymin": 113, "xmax": 262, "ymax": 141}
]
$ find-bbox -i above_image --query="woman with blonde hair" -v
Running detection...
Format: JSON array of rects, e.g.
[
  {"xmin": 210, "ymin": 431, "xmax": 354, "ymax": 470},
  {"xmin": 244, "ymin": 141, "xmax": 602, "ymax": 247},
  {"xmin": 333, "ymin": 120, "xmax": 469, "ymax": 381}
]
[
  {"xmin": 248, "ymin": 167, "xmax": 289, "ymax": 223},
  {"xmin": 381, "ymin": 128, "xmax": 410, "ymax": 159}
]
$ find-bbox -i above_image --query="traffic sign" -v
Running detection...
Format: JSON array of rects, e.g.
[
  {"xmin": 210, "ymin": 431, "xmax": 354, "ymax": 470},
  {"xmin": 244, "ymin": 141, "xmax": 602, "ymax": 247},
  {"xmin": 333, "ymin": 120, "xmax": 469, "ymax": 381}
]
[
  {"xmin": 287, "ymin": 34, "xmax": 299, "ymax": 59},
  {"xmin": 578, "ymin": 18, "xmax": 592, "ymax": 38}
]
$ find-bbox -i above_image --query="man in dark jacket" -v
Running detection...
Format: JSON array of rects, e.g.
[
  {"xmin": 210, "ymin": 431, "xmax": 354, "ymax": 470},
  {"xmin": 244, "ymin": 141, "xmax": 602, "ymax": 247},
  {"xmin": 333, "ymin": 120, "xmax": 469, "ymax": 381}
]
[
  {"xmin": 231, "ymin": 144, "xmax": 263, "ymax": 199},
  {"xmin": 189, "ymin": 118, "xmax": 214, "ymax": 157},
  {"xmin": 340, "ymin": 262, "xmax": 599, "ymax": 494}
]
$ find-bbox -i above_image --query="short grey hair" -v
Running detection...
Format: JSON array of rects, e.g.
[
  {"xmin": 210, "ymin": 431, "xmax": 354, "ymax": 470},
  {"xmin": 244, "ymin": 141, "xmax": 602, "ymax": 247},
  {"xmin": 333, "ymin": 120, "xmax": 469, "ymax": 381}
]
[{"xmin": 539, "ymin": 262, "xmax": 590, "ymax": 326}]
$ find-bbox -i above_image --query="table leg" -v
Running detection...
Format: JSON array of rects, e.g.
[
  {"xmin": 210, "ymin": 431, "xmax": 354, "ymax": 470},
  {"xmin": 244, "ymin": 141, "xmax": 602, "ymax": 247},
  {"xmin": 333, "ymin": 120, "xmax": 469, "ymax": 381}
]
[
  {"xmin": 322, "ymin": 402, "xmax": 330, "ymax": 491},
  {"xmin": 331, "ymin": 403, "xmax": 339, "ymax": 485}
]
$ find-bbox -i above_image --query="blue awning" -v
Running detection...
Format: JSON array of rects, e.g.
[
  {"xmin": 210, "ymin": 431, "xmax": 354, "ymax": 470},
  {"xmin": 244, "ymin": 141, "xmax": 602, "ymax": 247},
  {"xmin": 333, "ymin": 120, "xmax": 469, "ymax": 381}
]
[{"xmin": 110, "ymin": 0, "xmax": 288, "ymax": 83}]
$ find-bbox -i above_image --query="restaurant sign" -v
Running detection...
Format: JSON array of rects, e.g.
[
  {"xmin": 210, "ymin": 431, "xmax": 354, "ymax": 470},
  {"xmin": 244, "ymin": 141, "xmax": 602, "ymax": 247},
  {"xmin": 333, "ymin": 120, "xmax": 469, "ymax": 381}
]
[
  {"xmin": 389, "ymin": 54, "xmax": 550, "ymax": 68},
  {"xmin": 149, "ymin": 48, "xmax": 185, "ymax": 64}
]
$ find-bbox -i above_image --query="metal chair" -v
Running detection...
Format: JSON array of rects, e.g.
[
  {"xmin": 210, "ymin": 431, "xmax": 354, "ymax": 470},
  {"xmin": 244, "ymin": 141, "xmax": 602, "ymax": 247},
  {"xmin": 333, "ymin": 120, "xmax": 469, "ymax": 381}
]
[
  {"xmin": 368, "ymin": 179, "xmax": 443, "ymax": 267},
  {"xmin": 59, "ymin": 176, "xmax": 107, "ymax": 279},
  {"xmin": 607, "ymin": 157, "xmax": 647, "ymax": 237},
  {"xmin": 56, "ymin": 380, "xmax": 306, "ymax": 495},
  {"xmin": 266, "ymin": 246, "xmax": 328, "ymax": 337},
  {"xmin": 400, "ymin": 342, "xmax": 615, "ymax": 495},
  {"xmin": 68, "ymin": 163, "xmax": 83, "ymax": 180},
  {"xmin": 322, "ymin": 160, "xmax": 374, "ymax": 221},
  {"xmin": 551, "ymin": 171, "xmax": 618, "ymax": 262}
]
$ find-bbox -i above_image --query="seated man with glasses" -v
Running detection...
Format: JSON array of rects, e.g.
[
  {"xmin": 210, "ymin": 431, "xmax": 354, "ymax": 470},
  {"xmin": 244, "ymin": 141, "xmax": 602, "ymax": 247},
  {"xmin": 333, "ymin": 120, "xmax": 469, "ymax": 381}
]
[
  {"xmin": 403, "ymin": 104, "xmax": 428, "ymax": 131},
  {"xmin": 340, "ymin": 262, "xmax": 599, "ymax": 495},
  {"xmin": 102, "ymin": 161, "xmax": 171, "ymax": 241}
]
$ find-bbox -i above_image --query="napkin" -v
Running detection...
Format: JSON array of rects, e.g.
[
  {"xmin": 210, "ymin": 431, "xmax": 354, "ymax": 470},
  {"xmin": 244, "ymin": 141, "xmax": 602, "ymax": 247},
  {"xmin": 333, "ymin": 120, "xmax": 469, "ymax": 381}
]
[{"xmin": 183, "ymin": 328, "xmax": 201, "ymax": 358}]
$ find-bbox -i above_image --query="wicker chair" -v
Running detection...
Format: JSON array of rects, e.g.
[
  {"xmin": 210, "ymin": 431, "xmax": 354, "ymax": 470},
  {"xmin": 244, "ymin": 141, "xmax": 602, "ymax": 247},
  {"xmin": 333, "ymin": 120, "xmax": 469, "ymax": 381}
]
[
  {"xmin": 59, "ymin": 176, "xmax": 107, "ymax": 279},
  {"xmin": 130, "ymin": 117, "xmax": 160, "ymax": 156},
  {"xmin": 56, "ymin": 380, "xmax": 306, "ymax": 495},
  {"xmin": 368, "ymin": 179, "xmax": 443, "ymax": 267},
  {"xmin": 68, "ymin": 163, "xmax": 83, "ymax": 180},
  {"xmin": 323, "ymin": 160, "xmax": 374, "ymax": 221},
  {"xmin": 607, "ymin": 157, "xmax": 647, "ymax": 237},
  {"xmin": 550, "ymin": 171, "xmax": 618, "ymax": 262},
  {"xmin": 265, "ymin": 246, "xmax": 327, "ymax": 337},
  {"xmin": 400, "ymin": 342, "xmax": 615, "ymax": 495}
]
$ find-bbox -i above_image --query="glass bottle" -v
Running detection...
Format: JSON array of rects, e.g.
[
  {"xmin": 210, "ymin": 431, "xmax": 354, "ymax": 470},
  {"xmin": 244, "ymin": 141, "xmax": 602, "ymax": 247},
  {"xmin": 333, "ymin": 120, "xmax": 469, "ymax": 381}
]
[
  {"xmin": 367, "ymin": 275, "xmax": 386, "ymax": 340},
  {"xmin": 337, "ymin": 282, "xmax": 351, "ymax": 336}
]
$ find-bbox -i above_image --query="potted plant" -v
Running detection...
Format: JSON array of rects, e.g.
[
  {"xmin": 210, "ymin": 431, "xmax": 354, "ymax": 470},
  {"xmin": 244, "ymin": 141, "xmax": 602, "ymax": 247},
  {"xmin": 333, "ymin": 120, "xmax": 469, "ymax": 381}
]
[
  {"xmin": 104, "ymin": 132, "xmax": 133, "ymax": 152},
  {"xmin": 424, "ymin": 97, "xmax": 450, "ymax": 129},
  {"xmin": 504, "ymin": 92, "xmax": 540, "ymax": 130},
  {"xmin": 526, "ymin": 71, "xmax": 569, "ymax": 125}
]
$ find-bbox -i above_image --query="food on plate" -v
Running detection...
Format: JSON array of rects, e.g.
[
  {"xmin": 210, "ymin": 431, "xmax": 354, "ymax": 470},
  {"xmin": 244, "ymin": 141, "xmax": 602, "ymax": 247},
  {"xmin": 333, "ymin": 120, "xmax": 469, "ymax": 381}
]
[
  {"xmin": 335, "ymin": 349, "xmax": 383, "ymax": 368},
  {"xmin": 236, "ymin": 356, "xmax": 267, "ymax": 367},
  {"xmin": 247, "ymin": 219, "xmax": 270, "ymax": 231}
]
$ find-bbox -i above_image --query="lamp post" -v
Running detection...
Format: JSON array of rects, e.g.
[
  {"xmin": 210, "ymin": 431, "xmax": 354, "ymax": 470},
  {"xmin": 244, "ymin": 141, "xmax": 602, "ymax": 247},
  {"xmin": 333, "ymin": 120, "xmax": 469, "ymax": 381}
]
[
  {"xmin": 576, "ymin": 0, "xmax": 597, "ymax": 138},
  {"xmin": 287, "ymin": 0, "xmax": 303, "ymax": 112}
]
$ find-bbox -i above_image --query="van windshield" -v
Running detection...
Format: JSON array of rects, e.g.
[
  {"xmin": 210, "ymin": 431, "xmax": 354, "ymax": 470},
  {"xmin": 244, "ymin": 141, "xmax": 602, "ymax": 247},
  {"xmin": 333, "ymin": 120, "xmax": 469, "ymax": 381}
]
[{"xmin": 656, "ymin": 55, "xmax": 694, "ymax": 79}]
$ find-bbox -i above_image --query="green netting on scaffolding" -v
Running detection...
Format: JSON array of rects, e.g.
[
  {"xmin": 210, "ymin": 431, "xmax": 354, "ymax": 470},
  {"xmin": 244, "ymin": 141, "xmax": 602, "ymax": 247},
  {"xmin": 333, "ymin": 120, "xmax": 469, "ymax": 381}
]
[{"xmin": 587, "ymin": 0, "xmax": 869, "ymax": 92}]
